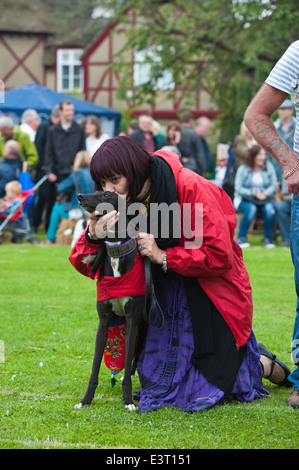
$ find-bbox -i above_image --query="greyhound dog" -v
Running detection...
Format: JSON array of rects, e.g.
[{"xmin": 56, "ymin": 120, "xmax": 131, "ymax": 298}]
[{"xmin": 74, "ymin": 191, "xmax": 148, "ymax": 411}]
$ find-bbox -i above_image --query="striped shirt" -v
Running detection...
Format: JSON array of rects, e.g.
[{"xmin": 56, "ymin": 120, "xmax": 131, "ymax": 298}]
[{"xmin": 265, "ymin": 40, "xmax": 299, "ymax": 156}]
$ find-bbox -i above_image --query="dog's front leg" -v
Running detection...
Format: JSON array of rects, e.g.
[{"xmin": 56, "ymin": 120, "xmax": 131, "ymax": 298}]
[
  {"xmin": 122, "ymin": 296, "xmax": 144, "ymax": 411},
  {"xmin": 75, "ymin": 302, "xmax": 111, "ymax": 408}
]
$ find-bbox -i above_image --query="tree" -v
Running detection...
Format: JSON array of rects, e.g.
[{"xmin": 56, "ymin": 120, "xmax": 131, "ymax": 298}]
[{"xmin": 105, "ymin": 0, "xmax": 299, "ymax": 140}]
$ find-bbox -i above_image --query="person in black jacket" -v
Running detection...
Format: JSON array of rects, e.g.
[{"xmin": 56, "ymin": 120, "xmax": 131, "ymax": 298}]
[
  {"xmin": 0, "ymin": 140, "xmax": 22, "ymax": 198},
  {"xmin": 31, "ymin": 105, "xmax": 61, "ymax": 231},
  {"xmin": 44, "ymin": 100, "xmax": 86, "ymax": 184},
  {"xmin": 179, "ymin": 111, "xmax": 205, "ymax": 176}
]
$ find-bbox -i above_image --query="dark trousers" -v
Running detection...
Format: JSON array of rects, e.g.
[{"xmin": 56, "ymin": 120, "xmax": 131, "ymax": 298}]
[{"xmin": 32, "ymin": 170, "xmax": 57, "ymax": 230}]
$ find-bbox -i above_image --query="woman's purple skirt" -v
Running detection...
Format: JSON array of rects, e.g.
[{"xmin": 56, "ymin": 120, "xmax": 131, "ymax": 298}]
[{"xmin": 136, "ymin": 269, "xmax": 268, "ymax": 412}]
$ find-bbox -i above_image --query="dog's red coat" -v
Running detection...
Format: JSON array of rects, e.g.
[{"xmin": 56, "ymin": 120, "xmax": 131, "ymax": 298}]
[{"xmin": 96, "ymin": 252, "xmax": 146, "ymax": 301}]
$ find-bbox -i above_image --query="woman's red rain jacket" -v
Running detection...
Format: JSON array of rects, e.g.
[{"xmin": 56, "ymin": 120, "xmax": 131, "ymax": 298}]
[{"xmin": 69, "ymin": 150, "xmax": 253, "ymax": 348}]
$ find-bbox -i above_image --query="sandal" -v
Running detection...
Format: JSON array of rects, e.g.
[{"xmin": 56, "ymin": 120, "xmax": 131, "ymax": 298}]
[{"xmin": 258, "ymin": 342, "xmax": 293, "ymax": 388}]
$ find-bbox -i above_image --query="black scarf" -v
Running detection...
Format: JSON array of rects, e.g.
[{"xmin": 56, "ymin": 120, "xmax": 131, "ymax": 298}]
[{"xmin": 147, "ymin": 155, "xmax": 181, "ymax": 250}]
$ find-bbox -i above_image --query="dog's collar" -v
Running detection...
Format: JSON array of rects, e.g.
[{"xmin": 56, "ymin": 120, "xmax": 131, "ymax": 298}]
[{"xmin": 104, "ymin": 238, "xmax": 137, "ymax": 258}]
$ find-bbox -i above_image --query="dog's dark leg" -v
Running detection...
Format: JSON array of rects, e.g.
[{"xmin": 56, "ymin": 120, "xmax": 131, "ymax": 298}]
[
  {"xmin": 74, "ymin": 302, "xmax": 111, "ymax": 408},
  {"xmin": 122, "ymin": 296, "xmax": 145, "ymax": 411}
]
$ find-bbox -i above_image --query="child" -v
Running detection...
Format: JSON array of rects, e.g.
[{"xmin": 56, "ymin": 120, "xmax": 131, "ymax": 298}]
[{"xmin": 0, "ymin": 180, "xmax": 22, "ymax": 216}]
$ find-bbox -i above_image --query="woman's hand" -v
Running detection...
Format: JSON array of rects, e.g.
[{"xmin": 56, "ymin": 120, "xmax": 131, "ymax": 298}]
[
  {"xmin": 255, "ymin": 191, "xmax": 267, "ymax": 200},
  {"xmin": 174, "ymin": 130, "xmax": 181, "ymax": 144},
  {"xmin": 48, "ymin": 173, "xmax": 57, "ymax": 183},
  {"xmin": 88, "ymin": 210, "xmax": 119, "ymax": 239},
  {"xmin": 137, "ymin": 232, "xmax": 165, "ymax": 265}
]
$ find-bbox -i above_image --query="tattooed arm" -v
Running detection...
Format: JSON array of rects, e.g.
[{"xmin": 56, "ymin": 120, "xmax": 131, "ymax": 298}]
[{"xmin": 244, "ymin": 83, "xmax": 299, "ymax": 196}]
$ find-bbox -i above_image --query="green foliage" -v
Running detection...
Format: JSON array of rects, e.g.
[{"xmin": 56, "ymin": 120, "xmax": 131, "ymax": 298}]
[
  {"xmin": 0, "ymin": 239, "xmax": 298, "ymax": 449},
  {"xmin": 43, "ymin": 0, "xmax": 98, "ymax": 19},
  {"xmin": 106, "ymin": 0, "xmax": 299, "ymax": 141}
]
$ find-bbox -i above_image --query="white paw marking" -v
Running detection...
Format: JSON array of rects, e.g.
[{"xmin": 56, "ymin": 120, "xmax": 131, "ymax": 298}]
[
  {"xmin": 125, "ymin": 404, "xmax": 136, "ymax": 411},
  {"xmin": 74, "ymin": 402, "xmax": 83, "ymax": 409}
]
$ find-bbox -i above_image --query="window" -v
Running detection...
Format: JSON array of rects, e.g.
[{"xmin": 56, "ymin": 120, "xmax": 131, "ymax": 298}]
[{"xmin": 56, "ymin": 49, "xmax": 83, "ymax": 92}]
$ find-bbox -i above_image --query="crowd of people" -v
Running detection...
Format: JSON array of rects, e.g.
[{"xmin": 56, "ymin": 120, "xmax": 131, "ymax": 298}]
[
  {"xmin": 223, "ymin": 100, "xmax": 296, "ymax": 249},
  {"xmin": 0, "ymin": 100, "xmax": 108, "ymax": 243},
  {"xmin": 0, "ymin": 100, "xmax": 295, "ymax": 249},
  {"xmin": 1, "ymin": 38, "xmax": 298, "ymax": 413},
  {"xmin": 0, "ymin": 105, "xmax": 214, "ymax": 245}
]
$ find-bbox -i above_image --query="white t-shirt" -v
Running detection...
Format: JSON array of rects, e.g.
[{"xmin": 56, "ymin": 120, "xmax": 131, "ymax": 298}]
[
  {"xmin": 86, "ymin": 134, "xmax": 110, "ymax": 157},
  {"xmin": 20, "ymin": 122, "xmax": 36, "ymax": 142},
  {"xmin": 251, "ymin": 171, "xmax": 264, "ymax": 193},
  {"xmin": 265, "ymin": 40, "xmax": 299, "ymax": 156}
]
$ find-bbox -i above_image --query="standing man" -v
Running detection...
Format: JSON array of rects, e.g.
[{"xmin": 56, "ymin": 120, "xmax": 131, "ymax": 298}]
[
  {"xmin": 129, "ymin": 114, "xmax": 159, "ymax": 152},
  {"xmin": 0, "ymin": 140, "xmax": 22, "ymax": 198},
  {"xmin": 179, "ymin": 111, "xmax": 205, "ymax": 176},
  {"xmin": 44, "ymin": 100, "xmax": 85, "ymax": 184},
  {"xmin": 195, "ymin": 116, "xmax": 213, "ymax": 176},
  {"xmin": 32, "ymin": 105, "xmax": 61, "ymax": 232},
  {"xmin": 127, "ymin": 120, "xmax": 139, "ymax": 135},
  {"xmin": 244, "ymin": 40, "xmax": 299, "ymax": 409}
]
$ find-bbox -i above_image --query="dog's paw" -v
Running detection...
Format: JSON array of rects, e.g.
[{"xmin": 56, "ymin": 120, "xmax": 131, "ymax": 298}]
[
  {"xmin": 74, "ymin": 402, "xmax": 84, "ymax": 409},
  {"xmin": 125, "ymin": 404, "xmax": 136, "ymax": 411}
]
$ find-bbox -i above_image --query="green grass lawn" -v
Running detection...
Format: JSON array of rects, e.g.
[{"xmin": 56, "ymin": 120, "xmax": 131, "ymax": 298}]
[{"xmin": 0, "ymin": 235, "xmax": 298, "ymax": 450}]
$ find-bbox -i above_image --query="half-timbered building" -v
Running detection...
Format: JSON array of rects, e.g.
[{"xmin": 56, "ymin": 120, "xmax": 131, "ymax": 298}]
[{"xmin": 0, "ymin": 2, "xmax": 218, "ymax": 122}]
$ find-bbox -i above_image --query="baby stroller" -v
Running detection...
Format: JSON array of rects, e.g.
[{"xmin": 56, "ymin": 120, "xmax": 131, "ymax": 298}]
[{"xmin": 0, "ymin": 173, "xmax": 48, "ymax": 244}]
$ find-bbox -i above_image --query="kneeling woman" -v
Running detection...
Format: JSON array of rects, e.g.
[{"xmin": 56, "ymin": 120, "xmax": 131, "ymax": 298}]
[{"xmin": 70, "ymin": 136, "xmax": 291, "ymax": 412}]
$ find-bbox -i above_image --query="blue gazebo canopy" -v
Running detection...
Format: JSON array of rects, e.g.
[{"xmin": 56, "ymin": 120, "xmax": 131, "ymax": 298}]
[{"xmin": 0, "ymin": 83, "xmax": 121, "ymax": 136}]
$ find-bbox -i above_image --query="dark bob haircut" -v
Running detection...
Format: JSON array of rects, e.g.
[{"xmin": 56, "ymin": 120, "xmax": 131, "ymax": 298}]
[{"xmin": 90, "ymin": 136, "xmax": 151, "ymax": 202}]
